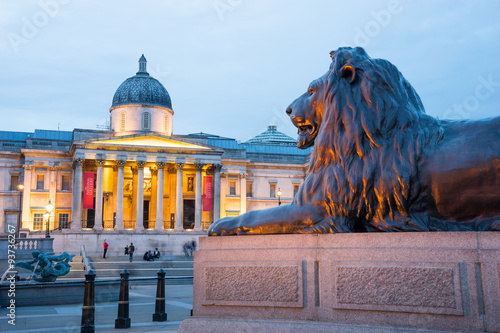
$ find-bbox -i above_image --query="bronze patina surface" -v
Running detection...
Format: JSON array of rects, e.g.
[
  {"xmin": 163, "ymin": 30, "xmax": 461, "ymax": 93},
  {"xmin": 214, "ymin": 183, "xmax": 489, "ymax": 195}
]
[{"xmin": 209, "ymin": 47, "xmax": 500, "ymax": 235}]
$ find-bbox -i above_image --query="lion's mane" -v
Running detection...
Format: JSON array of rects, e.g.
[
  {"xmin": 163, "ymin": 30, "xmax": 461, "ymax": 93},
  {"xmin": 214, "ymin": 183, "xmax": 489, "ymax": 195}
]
[{"xmin": 307, "ymin": 47, "xmax": 445, "ymax": 232}]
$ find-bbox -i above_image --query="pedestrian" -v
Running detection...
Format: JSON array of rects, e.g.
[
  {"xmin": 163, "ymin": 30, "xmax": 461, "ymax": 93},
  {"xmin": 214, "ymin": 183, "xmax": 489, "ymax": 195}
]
[
  {"xmin": 148, "ymin": 250, "xmax": 154, "ymax": 261},
  {"xmin": 143, "ymin": 251, "xmax": 150, "ymax": 261},
  {"xmin": 124, "ymin": 245, "xmax": 129, "ymax": 256},
  {"xmin": 103, "ymin": 239, "xmax": 108, "ymax": 259},
  {"xmin": 153, "ymin": 248, "xmax": 160, "ymax": 259},
  {"xmin": 129, "ymin": 242, "xmax": 135, "ymax": 262}
]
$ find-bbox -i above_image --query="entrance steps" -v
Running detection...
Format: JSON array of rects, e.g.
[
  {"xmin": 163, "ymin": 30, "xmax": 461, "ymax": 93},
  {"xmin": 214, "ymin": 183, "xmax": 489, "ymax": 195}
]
[{"xmin": 62, "ymin": 255, "xmax": 194, "ymax": 284}]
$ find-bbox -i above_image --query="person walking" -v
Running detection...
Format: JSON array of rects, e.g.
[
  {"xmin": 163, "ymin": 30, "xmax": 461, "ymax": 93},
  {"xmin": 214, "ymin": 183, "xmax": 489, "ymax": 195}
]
[
  {"xmin": 129, "ymin": 242, "xmax": 135, "ymax": 262},
  {"xmin": 103, "ymin": 239, "xmax": 109, "ymax": 259}
]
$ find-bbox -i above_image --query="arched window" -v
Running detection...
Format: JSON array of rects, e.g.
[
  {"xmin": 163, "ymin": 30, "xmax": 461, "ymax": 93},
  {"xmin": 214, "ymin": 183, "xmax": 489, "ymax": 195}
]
[
  {"xmin": 164, "ymin": 115, "xmax": 169, "ymax": 132},
  {"xmin": 120, "ymin": 112, "xmax": 126, "ymax": 131},
  {"xmin": 143, "ymin": 112, "xmax": 150, "ymax": 130}
]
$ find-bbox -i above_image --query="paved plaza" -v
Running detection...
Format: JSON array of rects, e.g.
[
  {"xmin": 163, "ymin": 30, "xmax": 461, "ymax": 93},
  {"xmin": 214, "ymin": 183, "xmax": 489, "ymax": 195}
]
[{"xmin": 0, "ymin": 283, "xmax": 192, "ymax": 333}]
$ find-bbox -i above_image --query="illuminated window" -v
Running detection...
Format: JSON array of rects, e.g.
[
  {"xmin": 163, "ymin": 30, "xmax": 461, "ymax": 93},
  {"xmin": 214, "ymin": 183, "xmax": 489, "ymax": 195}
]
[
  {"xmin": 164, "ymin": 115, "xmax": 169, "ymax": 132},
  {"xmin": 59, "ymin": 213, "xmax": 70, "ymax": 229},
  {"xmin": 143, "ymin": 112, "xmax": 150, "ymax": 130},
  {"xmin": 36, "ymin": 174, "xmax": 44, "ymax": 190},
  {"xmin": 230, "ymin": 181, "xmax": 236, "ymax": 195},
  {"xmin": 120, "ymin": 112, "xmax": 126, "ymax": 131},
  {"xmin": 33, "ymin": 213, "xmax": 44, "ymax": 230}
]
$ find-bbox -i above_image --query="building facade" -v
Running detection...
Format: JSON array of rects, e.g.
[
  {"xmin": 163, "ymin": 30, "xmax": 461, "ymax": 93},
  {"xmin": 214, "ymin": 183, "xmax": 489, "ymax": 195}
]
[{"xmin": 0, "ymin": 56, "xmax": 310, "ymax": 255}]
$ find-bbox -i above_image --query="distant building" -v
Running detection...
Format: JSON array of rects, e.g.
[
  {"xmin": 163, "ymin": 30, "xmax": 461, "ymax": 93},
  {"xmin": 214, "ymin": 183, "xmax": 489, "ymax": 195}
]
[{"xmin": 0, "ymin": 56, "xmax": 310, "ymax": 255}]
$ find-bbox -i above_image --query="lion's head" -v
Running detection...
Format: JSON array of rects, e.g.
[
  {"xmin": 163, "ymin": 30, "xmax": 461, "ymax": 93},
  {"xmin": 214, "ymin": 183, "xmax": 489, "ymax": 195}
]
[{"xmin": 287, "ymin": 47, "xmax": 443, "ymax": 230}]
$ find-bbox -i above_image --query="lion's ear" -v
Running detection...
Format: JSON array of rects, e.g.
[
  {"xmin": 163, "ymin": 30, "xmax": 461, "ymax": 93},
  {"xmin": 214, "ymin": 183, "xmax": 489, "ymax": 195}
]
[{"xmin": 340, "ymin": 64, "xmax": 356, "ymax": 84}]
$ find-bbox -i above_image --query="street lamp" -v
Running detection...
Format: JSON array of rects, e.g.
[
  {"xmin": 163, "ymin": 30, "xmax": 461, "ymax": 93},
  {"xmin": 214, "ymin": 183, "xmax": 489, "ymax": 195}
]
[
  {"xmin": 17, "ymin": 183, "xmax": 24, "ymax": 240},
  {"xmin": 45, "ymin": 200, "xmax": 54, "ymax": 238},
  {"xmin": 277, "ymin": 188, "xmax": 282, "ymax": 206}
]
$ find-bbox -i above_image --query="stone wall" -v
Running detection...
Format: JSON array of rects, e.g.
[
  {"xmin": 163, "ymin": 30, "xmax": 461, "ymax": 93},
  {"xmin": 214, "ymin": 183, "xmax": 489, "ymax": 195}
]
[
  {"xmin": 184, "ymin": 232, "xmax": 500, "ymax": 332},
  {"xmin": 50, "ymin": 230, "xmax": 207, "ymax": 258}
]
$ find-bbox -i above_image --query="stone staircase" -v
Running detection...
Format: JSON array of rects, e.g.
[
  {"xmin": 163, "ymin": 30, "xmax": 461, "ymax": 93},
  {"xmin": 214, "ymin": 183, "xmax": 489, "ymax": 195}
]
[{"xmin": 62, "ymin": 255, "xmax": 194, "ymax": 285}]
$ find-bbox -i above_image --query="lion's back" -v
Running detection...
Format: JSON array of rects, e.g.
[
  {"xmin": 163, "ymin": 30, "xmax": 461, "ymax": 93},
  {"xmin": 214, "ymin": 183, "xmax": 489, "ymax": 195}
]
[{"xmin": 421, "ymin": 117, "xmax": 500, "ymax": 221}]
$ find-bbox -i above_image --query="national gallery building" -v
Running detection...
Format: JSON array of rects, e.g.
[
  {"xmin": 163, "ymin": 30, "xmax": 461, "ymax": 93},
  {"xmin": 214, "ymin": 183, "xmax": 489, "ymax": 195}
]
[{"xmin": 0, "ymin": 56, "xmax": 310, "ymax": 255}]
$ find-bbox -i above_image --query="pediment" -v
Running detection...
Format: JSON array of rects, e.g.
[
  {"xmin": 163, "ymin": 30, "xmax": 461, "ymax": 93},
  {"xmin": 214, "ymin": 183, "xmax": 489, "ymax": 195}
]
[{"xmin": 86, "ymin": 135, "xmax": 211, "ymax": 150}]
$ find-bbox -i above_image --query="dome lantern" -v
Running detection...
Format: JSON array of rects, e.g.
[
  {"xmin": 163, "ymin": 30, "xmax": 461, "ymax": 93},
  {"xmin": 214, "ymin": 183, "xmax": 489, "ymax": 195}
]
[{"xmin": 137, "ymin": 54, "xmax": 148, "ymax": 75}]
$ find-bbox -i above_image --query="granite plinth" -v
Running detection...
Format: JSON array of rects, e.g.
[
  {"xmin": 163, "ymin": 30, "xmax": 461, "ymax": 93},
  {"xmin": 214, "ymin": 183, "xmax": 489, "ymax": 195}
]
[{"xmin": 179, "ymin": 232, "xmax": 500, "ymax": 333}]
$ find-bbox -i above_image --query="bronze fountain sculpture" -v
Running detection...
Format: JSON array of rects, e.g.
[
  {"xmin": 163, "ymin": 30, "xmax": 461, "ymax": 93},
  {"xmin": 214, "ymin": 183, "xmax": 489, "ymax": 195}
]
[{"xmin": 209, "ymin": 47, "xmax": 500, "ymax": 236}]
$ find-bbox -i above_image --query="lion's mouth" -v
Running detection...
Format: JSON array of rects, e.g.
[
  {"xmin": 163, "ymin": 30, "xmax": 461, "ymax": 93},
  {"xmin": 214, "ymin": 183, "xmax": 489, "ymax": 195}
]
[{"xmin": 296, "ymin": 122, "xmax": 317, "ymax": 148}]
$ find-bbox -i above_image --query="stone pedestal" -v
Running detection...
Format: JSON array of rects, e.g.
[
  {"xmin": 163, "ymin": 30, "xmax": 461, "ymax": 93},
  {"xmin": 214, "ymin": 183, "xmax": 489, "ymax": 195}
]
[{"xmin": 179, "ymin": 232, "xmax": 500, "ymax": 333}]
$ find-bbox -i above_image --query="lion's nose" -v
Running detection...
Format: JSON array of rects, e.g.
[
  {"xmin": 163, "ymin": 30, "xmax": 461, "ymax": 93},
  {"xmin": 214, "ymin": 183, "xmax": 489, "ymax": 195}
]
[{"xmin": 286, "ymin": 107, "xmax": 292, "ymax": 116}]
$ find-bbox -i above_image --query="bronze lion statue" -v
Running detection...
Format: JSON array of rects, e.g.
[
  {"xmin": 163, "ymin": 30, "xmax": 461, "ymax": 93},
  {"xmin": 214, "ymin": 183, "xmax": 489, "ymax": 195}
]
[{"xmin": 209, "ymin": 47, "xmax": 500, "ymax": 235}]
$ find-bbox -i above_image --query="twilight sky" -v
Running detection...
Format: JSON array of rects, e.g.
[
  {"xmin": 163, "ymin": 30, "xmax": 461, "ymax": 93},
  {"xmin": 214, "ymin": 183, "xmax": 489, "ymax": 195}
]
[{"xmin": 1, "ymin": 0, "xmax": 499, "ymax": 142}]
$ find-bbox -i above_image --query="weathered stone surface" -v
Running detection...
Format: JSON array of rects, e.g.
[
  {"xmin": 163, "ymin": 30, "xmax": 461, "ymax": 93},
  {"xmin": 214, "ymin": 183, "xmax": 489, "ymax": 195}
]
[
  {"xmin": 205, "ymin": 265, "xmax": 299, "ymax": 303},
  {"xmin": 335, "ymin": 266, "xmax": 455, "ymax": 308}
]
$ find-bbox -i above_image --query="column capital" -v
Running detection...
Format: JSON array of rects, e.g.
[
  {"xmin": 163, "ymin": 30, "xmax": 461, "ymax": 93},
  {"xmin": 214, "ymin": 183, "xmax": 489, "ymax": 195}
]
[
  {"xmin": 116, "ymin": 160, "xmax": 126, "ymax": 168},
  {"xmin": 175, "ymin": 162, "xmax": 184, "ymax": 170},
  {"xmin": 213, "ymin": 163, "xmax": 223, "ymax": 172},
  {"xmin": 156, "ymin": 161, "xmax": 166, "ymax": 169},
  {"xmin": 72, "ymin": 158, "xmax": 84, "ymax": 168},
  {"xmin": 49, "ymin": 165, "xmax": 60, "ymax": 171},
  {"xmin": 23, "ymin": 164, "xmax": 33, "ymax": 170},
  {"xmin": 131, "ymin": 166, "xmax": 138, "ymax": 175},
  {"xmin": 136, "ymin": 161, "xmax": 147, "ymax": 168},
  {"xmin": 167, "ymin": 165, "xmax": 176, "ymax": 174},
  {"xmin": 96, "ymin": 159, "xmax": 106, "ymax": 167},
  {"xmin": 195, "ymin": 162, "xmax": 204, "ymax": 171},
  {"xmin": 150, "ymin": 168, "xmax": 158, "ymax": 176},
  {"xmin": 240, "ymin": 172, "xmax": 247, "ymax": 179}
]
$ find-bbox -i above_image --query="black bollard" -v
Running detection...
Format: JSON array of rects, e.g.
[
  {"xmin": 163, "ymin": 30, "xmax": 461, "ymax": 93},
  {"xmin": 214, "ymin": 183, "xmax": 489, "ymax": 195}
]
[
  {"xmin": 152, "ymin": 269, "xmax": 167, "ymax": 321},
  {"xmin": 115, "ymin": 269, "xmax": 131, "ymax": 329},
  {"xmin": 81, "ymin": 270, "xmax": 96, "ymax": 333}
]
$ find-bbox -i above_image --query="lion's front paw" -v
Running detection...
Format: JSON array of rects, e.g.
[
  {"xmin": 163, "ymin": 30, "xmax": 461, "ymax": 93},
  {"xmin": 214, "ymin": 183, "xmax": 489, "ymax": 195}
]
[{"xmin": 207, "ymin": 217, "xmax": 240, "ymax": 236}]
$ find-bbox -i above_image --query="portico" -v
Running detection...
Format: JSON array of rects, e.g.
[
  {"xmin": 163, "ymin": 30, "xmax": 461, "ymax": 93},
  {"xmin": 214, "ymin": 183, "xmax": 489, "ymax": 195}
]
[{"xmin": 70, "ymin": 133, "xmax": 223, "ymax": 233}]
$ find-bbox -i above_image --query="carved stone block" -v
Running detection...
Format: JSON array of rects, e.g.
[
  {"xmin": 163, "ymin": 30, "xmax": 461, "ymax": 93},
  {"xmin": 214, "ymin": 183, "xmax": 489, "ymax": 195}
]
[{"xmin": 202, "ymin": 261, "xmax": 303, "ymax": 307}]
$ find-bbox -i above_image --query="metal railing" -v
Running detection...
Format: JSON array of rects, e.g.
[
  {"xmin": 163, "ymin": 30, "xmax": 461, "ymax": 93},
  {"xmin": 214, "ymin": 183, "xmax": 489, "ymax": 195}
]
[
  {"xmin": 202, "ymin": 221, "xmax": 213, "ymax": 230},
  {"xmin": 123, "ymin": 220, "xmax": 135, "ymax": 229},
  {"xmin": 103, "ymin": 220, "xmax": 115, "ymax": 229}
]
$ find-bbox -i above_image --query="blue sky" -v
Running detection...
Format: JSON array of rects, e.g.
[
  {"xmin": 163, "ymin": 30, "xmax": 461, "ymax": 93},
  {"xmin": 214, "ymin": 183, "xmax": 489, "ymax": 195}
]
[{"xmin": 1, "ymin": 0, "xmax": 499, "ymax": 142}]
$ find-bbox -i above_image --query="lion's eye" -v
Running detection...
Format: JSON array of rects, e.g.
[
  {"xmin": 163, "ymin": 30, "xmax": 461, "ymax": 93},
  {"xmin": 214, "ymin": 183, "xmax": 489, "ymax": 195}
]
[{"xmin": 308, "ymin": 87, "xmax": 315, "ymax": 96}]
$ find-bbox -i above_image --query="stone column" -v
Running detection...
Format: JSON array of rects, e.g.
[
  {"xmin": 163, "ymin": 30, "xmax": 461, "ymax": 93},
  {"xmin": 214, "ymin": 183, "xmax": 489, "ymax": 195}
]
[
  {"xmin": 194, "ymin": 162, "xmax": 203, "ymax": 231},
  {"xmin": 175, "ymin": 162, "xmax": 184, "ymax": 231},
  {"xmin": 48, "ymin": 166, "xmax": 58, "ymax": 229},
  {"xmin": 150, "ymin": 167, "xmax": 157, "ymax": 225},
  {"xmin": 213, "ymin": 164, "xmax": 222, "ymax": 221},
  {"xmin": 71, "ymin": 158, "xmax": 84, "ymax": 231},
  {"xmin": 135, "ymin": 161, "xmax": 146, "ymax": 231},
  {"xmin": 21, "ymin": 165, "xmax": 32, "ymax": 229},
  {"xmin": 240, "ymin": 172, "xmax": 247, "ymax": 215},
  {"xmin": 115, "ymin": 160, "xmax": 125, "ymax": 230},
  {"xmin": 94, "ymin": 159, "xmax": 105, "ymax": 231},
  {"xmin": 155, "ymin": 162, "xmax": 165, "ymax": 231},
  {"xmin": 131, "ymin": 166, "xmax": 138, "ymax": 225}
]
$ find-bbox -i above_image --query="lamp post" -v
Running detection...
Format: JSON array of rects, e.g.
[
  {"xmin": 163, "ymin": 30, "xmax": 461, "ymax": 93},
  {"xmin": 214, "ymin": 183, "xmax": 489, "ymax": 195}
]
[
  {"xmin": 17, "ymin": 183, "xmax": 24, "ymax": 240},
  {"xmin": 45, "ymin": 200, "xmax": 54, "ymax": 238},
  {"xmin": 277, "ymin": 188, "xmax": 282, "ymax": 206}
]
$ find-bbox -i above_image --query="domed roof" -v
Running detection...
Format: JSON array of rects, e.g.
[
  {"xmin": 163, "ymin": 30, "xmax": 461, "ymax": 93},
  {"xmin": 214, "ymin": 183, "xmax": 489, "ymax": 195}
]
[
  {"xmin": 111, "ymin": 55, "xmax": 172, "ymax": 110},
  {"xmin": 245, "ymin": 125, "xmax": 296, "ymax": 145}
]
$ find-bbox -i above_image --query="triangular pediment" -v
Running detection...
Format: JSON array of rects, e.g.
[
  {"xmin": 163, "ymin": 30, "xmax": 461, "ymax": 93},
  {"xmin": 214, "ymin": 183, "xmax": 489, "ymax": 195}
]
[{"xmin": 87, "ymin": 135, "xmax": 211, "ymax": 150}]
